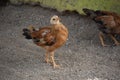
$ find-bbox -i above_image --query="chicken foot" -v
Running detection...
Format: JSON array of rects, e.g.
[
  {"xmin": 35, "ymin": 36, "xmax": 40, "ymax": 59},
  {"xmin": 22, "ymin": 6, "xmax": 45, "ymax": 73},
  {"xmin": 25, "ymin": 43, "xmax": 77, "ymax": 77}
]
[
  {"xmin": 109, "ymin": 34, "xmax": 120, "ymax": 46},
  {"xmin": 99, "ymin": 32, "xmax": 120, "ymax": 47}
]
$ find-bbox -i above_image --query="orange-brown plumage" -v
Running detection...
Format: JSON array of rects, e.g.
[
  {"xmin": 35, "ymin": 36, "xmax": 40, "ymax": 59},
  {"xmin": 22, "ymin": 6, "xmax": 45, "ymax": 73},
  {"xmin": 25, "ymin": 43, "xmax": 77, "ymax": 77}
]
[{"xmin": 23, "ymin": 15, "xmax": 68, "ymax": 68}]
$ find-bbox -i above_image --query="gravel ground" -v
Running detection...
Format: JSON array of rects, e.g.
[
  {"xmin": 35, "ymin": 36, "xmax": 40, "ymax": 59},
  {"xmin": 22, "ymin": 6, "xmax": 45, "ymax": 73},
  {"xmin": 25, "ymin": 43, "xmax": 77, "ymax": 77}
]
[{"xmin": 0, "ymin": 5, "xmax": 120, "ymax": 80}]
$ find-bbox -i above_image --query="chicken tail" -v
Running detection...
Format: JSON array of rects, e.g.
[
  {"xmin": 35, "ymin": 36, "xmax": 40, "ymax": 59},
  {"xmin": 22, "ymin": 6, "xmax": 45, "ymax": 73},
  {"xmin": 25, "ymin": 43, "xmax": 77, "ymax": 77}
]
[
  {"xmin": 22, "ymin": 25, "xmax": 36, "ymax": 39},
  {"xmin": 82, "ymin": 8, "xmax": 108, "ymax": 19},
  {"xmin": 82, "ymin": 8, "xmax": 97, "ymax": 18},
  {"xmin": 22, "ymin": 28, "xmax": 32, "ymax": 39}
]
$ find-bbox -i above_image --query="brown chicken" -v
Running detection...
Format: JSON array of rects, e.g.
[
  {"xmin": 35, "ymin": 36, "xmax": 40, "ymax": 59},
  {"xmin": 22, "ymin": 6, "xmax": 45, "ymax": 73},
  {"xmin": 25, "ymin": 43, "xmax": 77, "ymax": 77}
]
[
  {"xmin": 83, "ymin": 8, "xmax": 120, "ymax": 46},
  {"xmin": 23, "ymin": 15, "xmax": 68, "ymax": 68}
]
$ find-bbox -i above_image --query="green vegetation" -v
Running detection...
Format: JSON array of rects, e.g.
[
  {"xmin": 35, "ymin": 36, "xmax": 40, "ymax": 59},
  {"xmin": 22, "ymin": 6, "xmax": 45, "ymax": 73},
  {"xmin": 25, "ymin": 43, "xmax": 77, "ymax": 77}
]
[{"xmin": 10, "ymin": 0, "xmax": 120, "ymax": 14}]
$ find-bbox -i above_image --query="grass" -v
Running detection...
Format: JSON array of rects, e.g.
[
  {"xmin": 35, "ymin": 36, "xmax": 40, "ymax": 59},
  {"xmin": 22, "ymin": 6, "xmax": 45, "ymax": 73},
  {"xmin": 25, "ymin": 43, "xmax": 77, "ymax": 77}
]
[{"xmin": 10, "ymin": 0, "xmax": 120, "ymax": 14}]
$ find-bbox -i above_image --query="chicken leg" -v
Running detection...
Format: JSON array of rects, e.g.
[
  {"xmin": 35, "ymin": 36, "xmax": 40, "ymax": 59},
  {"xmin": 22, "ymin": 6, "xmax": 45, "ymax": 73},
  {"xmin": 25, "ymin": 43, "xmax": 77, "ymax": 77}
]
[
  {"xmin": 45, "ymin": 51, "xmax": 51, "ymax": 63},
  {"xmin": 99, "ymin": 32, "xmax": 108, "ymax": 47},
  {"xmin": 109, "ymin": 34, "xmax": 120, "ymax": 46},
  {"xmin": 50, "ymin": 51, "xmax": 60, "ymax": 68}
]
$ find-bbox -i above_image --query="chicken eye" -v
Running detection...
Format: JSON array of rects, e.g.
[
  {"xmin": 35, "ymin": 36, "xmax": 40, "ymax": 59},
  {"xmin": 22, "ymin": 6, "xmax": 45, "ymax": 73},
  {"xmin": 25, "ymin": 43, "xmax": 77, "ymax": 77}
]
[{"xmin": 53, "ymin": 18, "xmax": 55, "ymax": 20}]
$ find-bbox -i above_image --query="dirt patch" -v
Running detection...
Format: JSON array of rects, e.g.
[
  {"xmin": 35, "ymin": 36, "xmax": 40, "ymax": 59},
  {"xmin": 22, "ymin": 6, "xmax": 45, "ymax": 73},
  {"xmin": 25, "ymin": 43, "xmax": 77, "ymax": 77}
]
[{"xmin": 0, "ymin": 5, "xmax": 120, "ymax": 80}]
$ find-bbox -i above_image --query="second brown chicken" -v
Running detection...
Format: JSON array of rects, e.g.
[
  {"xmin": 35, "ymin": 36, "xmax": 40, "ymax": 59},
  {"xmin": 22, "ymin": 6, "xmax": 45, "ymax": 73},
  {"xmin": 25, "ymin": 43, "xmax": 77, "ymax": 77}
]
[{"xmin": 83, "ymin": 8, "xmax": 120, "ymax": 47}]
